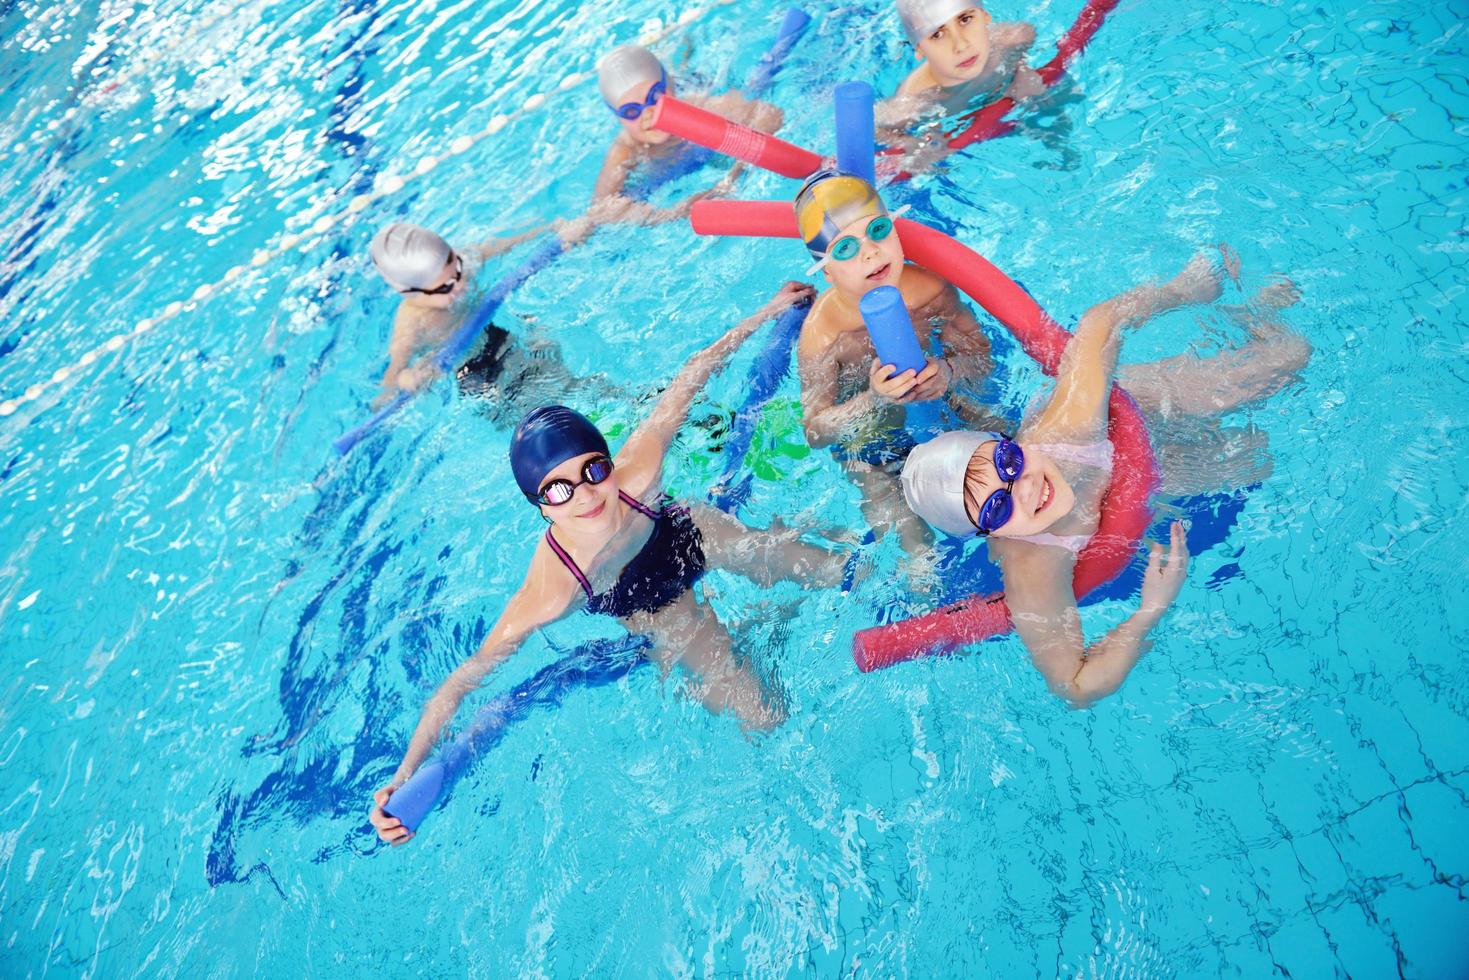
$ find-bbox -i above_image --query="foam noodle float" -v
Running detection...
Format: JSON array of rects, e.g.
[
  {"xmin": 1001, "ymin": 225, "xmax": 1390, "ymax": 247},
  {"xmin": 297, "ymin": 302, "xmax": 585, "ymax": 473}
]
[
  {"xmin": 650, "ymin": 95, "xmax": 823, "ymax": 179},
  {"xmin": 833, "ymin": 82, "xmax": 877, "ymax": 185},
  {"xmin": 686, "ymin": 199, "xmax": 1160, "ymax": 671},
  {"xmin": 385, "ymin": 635, "xmax": 650, "ymax": 832},
  {"xmin": 335, "ymin": 7, "xmax": 813, "ymax": 457},
  {"xmin": 946, "ymin": 0, "xmax": 1121, "ymax": 151},
  {"xmin": 709, "ymin": 297, "xmax": 811, "ymax": 512}
]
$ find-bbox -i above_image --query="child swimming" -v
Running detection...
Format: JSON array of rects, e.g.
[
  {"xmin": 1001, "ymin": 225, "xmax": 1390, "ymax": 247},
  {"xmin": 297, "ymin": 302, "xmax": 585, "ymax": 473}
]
[
  {"xmin": 899, "ymin": 250, "xmax": 1309, "ymax": 706},
  {"xmin": 591, "ymin": 44, "xmax": 785, "ymax": 223},
  {"xmin": 367, "ymin": 220, "xmax": 603, "ymax": 419},
  {"xmin": 369, "ymin": 283, "xmax": 851, "ymax": 846},
  {"xmin": 793, "ymin": 171, "xmax": 1001, "ymax": 556},
  {"xmin": 884, "ymin": 0, "xmax": 1045, "ymax": 126}
]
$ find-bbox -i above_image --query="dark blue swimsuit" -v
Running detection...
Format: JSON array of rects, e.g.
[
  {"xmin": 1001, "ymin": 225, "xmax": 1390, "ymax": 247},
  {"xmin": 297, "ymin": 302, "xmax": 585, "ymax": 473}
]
[{"xmin": 545, "ymin": 491, "xmax": 706, "ymax": 618}]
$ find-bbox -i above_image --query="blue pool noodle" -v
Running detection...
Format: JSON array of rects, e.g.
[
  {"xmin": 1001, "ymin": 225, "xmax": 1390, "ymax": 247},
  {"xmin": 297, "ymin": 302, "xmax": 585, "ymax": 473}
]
[
  {"xmin": 709, "ymin": 298, "xmax": 810, "ymax": 512},
  {"xmin": 336, "ymin": 10, "xmax": 811, "ymax": 458},
  {"xmin": 385, "ymin": 635, "xmax": 650, "ymax": 832},
  {"xmin": 380, "ymin": 9, "xmax": 814, "ymax": 834},
  {"xmin": 833, "ymin": 81, "xmax": 876, "ymax": 185},
  {"xmin": 860, "ymin": 285, "xmax": 927, "ymax": 375}
]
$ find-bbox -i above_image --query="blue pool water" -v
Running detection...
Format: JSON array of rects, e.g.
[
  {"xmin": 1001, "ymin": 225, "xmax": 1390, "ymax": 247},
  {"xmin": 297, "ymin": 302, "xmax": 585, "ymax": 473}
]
[{"xmin": 2, "ymin": 0, "xmax": 1466, "ymax": 974}]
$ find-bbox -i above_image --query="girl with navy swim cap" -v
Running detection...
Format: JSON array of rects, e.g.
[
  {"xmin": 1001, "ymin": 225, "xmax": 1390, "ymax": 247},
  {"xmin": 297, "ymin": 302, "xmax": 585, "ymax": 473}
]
[{"xmin": 371, "ymin": 282, "xmax": 855, "ymax": 846}]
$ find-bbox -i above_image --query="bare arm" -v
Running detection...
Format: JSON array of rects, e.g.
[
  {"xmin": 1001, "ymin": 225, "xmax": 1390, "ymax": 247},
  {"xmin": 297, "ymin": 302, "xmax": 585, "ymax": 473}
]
[
  {"xmin": 797, "ymin": 337, "xmax": 882, "ymax": 448},
  {"xmin": 930, "ymin": 284, "xmax": 993, "ymax": 384},
  {"xmin": 593, "ymin": 138, "xmax": 637, "ymax": 201},
  {"xmin": 471, "ymin": 223, "xmax": 556, "ymax": 261},
  {"xmin": 620, "ymin": 283, "xmax": 813, "ymax": 476},
  {"xmin": 1035, "ymin": 254, "xmax": 1223, "ymax": 441},
  {"xmin": 372, "ymin": 314, "xmax": 421, "ymax": 408},
  {"xmin": 369, "ymin": 574, "xmax": 574, "ymax": 844},
  {"xmin": 1002, "ymin": 521, "xmax": 1189, "ymax": 707},
  {"xmin": 591, "ymin": 138, "xmax": 687, "ymax": 225}
]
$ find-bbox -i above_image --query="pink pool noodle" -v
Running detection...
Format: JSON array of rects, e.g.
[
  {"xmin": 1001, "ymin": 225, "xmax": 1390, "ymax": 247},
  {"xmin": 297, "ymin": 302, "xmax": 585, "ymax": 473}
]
[{"xmin": 650, "ymin": 95, "xmax": 823, "ymax": 180}]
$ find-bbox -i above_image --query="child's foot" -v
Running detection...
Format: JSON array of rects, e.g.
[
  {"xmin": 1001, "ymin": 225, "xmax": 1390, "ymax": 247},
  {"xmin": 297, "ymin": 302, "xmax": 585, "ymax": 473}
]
[
  {"xmin": 1167, "ymin": 247, "xmax": 1230, "ymax": 306},
  {"xmin": 1250, "ymin": 276, "xmax": 1301, "ymax": 313}
]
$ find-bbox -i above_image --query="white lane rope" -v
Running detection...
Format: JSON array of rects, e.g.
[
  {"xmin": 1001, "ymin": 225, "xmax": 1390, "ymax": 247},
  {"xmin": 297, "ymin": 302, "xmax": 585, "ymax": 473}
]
[{"xmin": 0, "ymin": 0, "xmax": 738, "ymax": 418}]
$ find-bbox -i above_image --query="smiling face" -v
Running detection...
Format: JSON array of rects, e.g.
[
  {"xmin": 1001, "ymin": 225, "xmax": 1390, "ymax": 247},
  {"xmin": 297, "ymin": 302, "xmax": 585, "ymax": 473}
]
[
  {"xmin": 616, "ymin": 77, "xmax": 675, "ymax": 146},
  {"xmin": 915, "ymin": 7, "xmax": 993, "ymax": 86},
  {"xmin": 821, "ymin": 214, "xmax": 906, "ymax": 299},
  {"xmin": 537, "ymin": 451, "xmax": 621, "ymax": 532},
  {"xmin": 962, "ymin": 439, "xmax": 1075, "ymax": 537}
]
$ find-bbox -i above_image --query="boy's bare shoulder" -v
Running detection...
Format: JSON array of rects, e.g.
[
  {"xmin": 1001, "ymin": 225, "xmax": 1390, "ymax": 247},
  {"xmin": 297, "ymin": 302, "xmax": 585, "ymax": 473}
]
[
  {"xmin": 900, "ymin": 264, "xmax": 950, "ymax": 308},
  {"xmin": 797, "ymin": 291, "xmax": 844, "ymax": 358},
  {"xmin": 991, "ymin": 20, "xmax": 1037, "ymax": 50},
  {"xmin": 896, "ymin": 63, "xmax": 939, "ymax": 100}
]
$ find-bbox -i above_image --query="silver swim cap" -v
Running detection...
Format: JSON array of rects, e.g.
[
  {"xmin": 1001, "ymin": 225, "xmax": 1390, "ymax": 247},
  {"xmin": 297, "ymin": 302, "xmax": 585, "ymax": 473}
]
[
  {"xmin": 370, "ymin": 222, "xmax": 453, "ymax": 292},
  {"xmin": 896, "ymin": 0, "xmax": 979, "ymax": 46},
  {"xmin": 900, "ymin": 430, "xmax": 1003, "ymax": 536},
  {"xmin": 597, "ymin": 44, "xmax": 667, "ymax": 106}
]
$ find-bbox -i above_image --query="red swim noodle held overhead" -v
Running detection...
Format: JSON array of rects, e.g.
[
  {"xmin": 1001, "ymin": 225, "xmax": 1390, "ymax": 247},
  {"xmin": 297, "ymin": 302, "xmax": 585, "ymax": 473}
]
[{"xmin": 688, "ymin": 200, "xmax": 1160, "ymax": 672}]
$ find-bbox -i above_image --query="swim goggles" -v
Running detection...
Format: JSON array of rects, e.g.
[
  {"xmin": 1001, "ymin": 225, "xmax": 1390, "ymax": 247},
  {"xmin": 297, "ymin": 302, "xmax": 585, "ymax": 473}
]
[
  {"xmin": 401, "ymin": 253, "xmax": 463, "ymax": 296},
  {"xmin": 805, "ymin": 207, "xmax": 909, "ymax": 276},
  {"xmin": 967, "ymin": 436, "xmax": 1025, "ymax": 535},
  {"xmin": 531, "ymin": 455, "xmax": 614, "ymax": 506},
  {"xmin": 610, "ymin": 68, "xmax": 667, "ymax": 120}
]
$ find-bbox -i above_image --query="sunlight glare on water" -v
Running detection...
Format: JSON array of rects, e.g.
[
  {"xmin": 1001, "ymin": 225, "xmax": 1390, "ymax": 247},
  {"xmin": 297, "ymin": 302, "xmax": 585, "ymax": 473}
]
[{"xmin": 0, "ymin": 0, "xmax": 1465, "ymax": 975}]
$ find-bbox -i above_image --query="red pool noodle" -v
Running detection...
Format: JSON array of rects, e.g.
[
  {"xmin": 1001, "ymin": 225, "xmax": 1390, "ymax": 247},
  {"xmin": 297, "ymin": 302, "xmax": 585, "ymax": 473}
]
[
  {"xmin": 946, "ymin": 0, "xmax": 1121, "ymax": 151},
  {"xmin": 690, "ymin": 199, "xmax": 798, "ymax": 239},
  {"xmin": 687, "ymin": 201, "xmax": 1160, "ymax": 672},
  {"xmin": 650, "ymin": 95, "xmax": 823, "ymax": 180}
]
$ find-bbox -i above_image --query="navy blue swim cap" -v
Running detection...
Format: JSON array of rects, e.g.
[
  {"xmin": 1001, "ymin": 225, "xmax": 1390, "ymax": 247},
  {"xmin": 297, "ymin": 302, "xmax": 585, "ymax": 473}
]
[{"xmin": 510, "ymin": 406, "xmax": 610, "ymax": 500}]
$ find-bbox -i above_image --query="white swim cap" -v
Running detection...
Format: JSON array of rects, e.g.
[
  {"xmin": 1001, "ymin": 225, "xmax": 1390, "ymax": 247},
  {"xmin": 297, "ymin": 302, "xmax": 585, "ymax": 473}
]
[
  {"xmin": 900, "ymin": 430, "xmax": 1003, "ymax": 536},
  {"xmin": 896, "ymin": 0, "xmax": 979, "ymax": 46},
  {"xmin": 598, "ymin": 44, "xmax": 667, "ymax": 106},
  {"xmin": 370, "ymin": 222, "xmax": 453, "ymax": 292}
]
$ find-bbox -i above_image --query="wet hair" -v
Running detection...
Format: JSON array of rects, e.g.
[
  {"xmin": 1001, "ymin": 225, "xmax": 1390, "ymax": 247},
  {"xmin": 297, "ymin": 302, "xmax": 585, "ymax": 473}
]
[{"xmin": 960, "ymin": 439, "xmax": 1000, "ymax": 526}]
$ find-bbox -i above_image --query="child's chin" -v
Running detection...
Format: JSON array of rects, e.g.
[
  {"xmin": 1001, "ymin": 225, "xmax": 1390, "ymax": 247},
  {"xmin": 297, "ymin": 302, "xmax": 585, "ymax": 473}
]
[{"xmin": 942, "ymin": 59, "xmax": 987, "ymax": 82}]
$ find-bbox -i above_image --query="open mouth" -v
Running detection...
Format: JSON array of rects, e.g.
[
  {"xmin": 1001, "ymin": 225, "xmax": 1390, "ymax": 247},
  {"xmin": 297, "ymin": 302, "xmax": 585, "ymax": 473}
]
[
  {"xmin": 1035, "ymin": 477, "xmax": 1053, "ymax": 515},
  {"xmin": 867, "ymin": 262, "xmax": 891, "ymax": 282},
  {"xmin": 581, "ymin": 500, "xmax": 606, "ymax": 520}
]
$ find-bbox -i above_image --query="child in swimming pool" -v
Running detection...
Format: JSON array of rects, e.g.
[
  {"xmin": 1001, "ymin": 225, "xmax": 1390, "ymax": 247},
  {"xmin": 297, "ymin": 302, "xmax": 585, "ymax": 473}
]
[
  {"xmin": 900, "ymin": 249, "xmax": 1310, "ymax": 706},
  {"xmin": 589, "ymin": 44, "xmax": 784, "ymax": 225},
  {"xmin": 793, "ymin": 172, "xmax": 1001, "ymax": 557},
  {"xmin": 369, "ymin": 282, "xmax": 851, "ymax": 846},
  {"xmin": 883, "ymin": 0, "xmax": 1045, "ymax": 128},
  {"xmin": 368, "ymin": 221, "xmax": 604, "ymax": 417}
]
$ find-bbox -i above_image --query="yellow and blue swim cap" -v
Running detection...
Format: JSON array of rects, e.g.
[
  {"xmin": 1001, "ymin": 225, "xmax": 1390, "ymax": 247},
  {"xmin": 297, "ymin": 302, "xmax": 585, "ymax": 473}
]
[{"xmin": 794, "ymin": 170, "xmax": 888, "ymax": 260}]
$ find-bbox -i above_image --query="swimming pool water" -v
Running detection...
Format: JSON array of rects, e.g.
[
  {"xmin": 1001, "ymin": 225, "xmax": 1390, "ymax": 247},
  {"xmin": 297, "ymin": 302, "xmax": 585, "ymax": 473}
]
[{"xmin": 1, "ymin": 0, "xmax": 1465, "ymax": 975}]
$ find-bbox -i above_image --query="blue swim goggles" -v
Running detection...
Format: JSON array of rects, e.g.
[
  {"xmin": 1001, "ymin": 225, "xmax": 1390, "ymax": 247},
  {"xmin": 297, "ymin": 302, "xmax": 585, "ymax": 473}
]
[
  {"xmin": 610, "ymin": 69, "xmax": 667, "ymax": 120},
  {"xmin": 967, "ymin": 436, "xmax": 1025, "ymax": 536}
]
